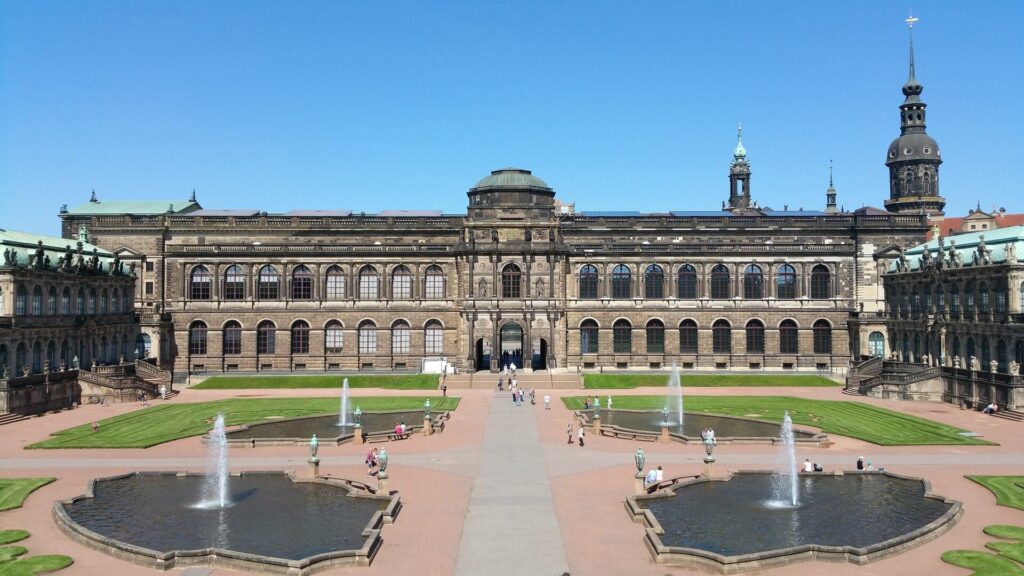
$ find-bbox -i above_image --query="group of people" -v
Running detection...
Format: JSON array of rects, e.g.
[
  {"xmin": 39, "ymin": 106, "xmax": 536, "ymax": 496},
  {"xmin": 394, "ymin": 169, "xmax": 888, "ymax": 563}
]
[
  {"xmin": 394, "ymin": 421, "xmax": 408, "ymax": 436},
  {"xmin": 508, "ymin": 381, "xmax": 535, "ymax": 406},
  {"xmin": 644, "ymin": 465, "xmax": 664, "ymax": 487},
  {"xmin": 365, "ymin": 447, "xmax": 380, "ymax": 476},
  {"xmin": 802, "ymin": 458, "xmax": 824, "ymax": 473},
  {"xmin": 982, "ymin": 402, "xmax": 999, "ymax": 415},
  {"xmin": 566, "ymin": 421, "xmax": 585, "ymax": 447},
  {"xmin": 856, "ymin": 456, "xmax": 879, "ymax": 471}
]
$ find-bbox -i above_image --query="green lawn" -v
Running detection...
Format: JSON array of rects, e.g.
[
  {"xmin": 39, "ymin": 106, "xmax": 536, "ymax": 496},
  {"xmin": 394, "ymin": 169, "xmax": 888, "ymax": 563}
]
[
  {"xmin": 0, "ymin": 479, "xmax": 55, "ymax": 512},
  {"xmin": 562, "ymin": 395, "xmax": 990, "ymax": 446},
  {"xmin": 968, "ymin": 477, "xmax": 1024, "ymax": 511},
  {"xmin": 0, "ymin": 530, "xmax": 73, "ymax": 576},
  {"xmin": 194, "ymin": 374, "xmax": 440, "ymax": 390},
  {"xmin": 29, "ymin": 396, "xmax": 460, "ymax": 449},
  {"xmin": 583, "ymin": 373, "xmax": 839, "ymax": 389}
]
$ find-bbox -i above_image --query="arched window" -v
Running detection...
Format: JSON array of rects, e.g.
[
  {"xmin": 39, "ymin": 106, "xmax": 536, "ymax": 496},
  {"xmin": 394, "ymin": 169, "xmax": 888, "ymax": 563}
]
[
  {"xmin": 679, "ymin": 320, "xmax": 698, "ymax": 354},
  {"xmin": 48, "ymin": 287, "xmax": 58, "ymax": 315},
  {"xmin": 746, "ymin": 320, "xmax": 765, "ymax": 354},
  {"xmin": 359, "ymin": 266, "xmax": 379, "ymax": 300},
  {"xmin": 964, "ymin": 281, "xmax": 975, "ymax": 312},
  {"xmin": 611, "ymin": 264, "xmax": 631, "ymax": 299},
  {"xmin": 258, "ymin": 266, "xmax": 280, "ymax": 300},
  {"xmin": 31, "ymin": 286, "xmax": 42, "ymax": 315},
  {"xmin": 776, "ymin": 264, "xmax": 796, "ymax": 299},
  {"xmin": 61, "ymin": 287, "xmax": 70, "ymax": 316},
  {"xmin": 76, "ymin": 288, "xmax": 85, "ymax": 315},
  {"xmin": 425, "ymin": 320, "xmax": 444, "ymax": 355},
  {"xmin": 190, "ymin": 266, "xmax": 211, "ymax": 300},
  {"xmin": 88, "ymin": 288, "xmax": 96, "ymax": 315},
  {"xmin": 257, "ymin": 321, "xmax": 276, "ymax": 354},
  {"xmin": 712, "ymin": 320, "xmax": 731, "ymax": 353},
  {"xmin": 923, "ymin": 282, "xmax": 933, "ymax": 311},
  {"xmin": 223, "ymin": 321, "xmax": 241, "ymax": 355},
  {"xmin": 291, "ymin": 265, "xmax": 313, "ymax": 300},
  {"xmin": 677, "ymin": 265, "xmax": 697, "ymax": 299},
  {"xmin": 424, "ymin": 266, "xmax": 445, "ymax": 299},
  {"xmin": 580, "ymin": 320, "xmax": 599, "ymax": 354},
  {"xmin": 951, "ymin": 335, "xmax": 961, "ymax": 359},
  {"xmin": 1015, "ymin": 341, "xmax": 1024, "ymax": 373},
  {"xmin": 644, "ymin": 265, "xmax": 664, "ymax": 299},
  {"xmin": 646, "ymin": 319, "xmax": 665, "ymax": 353},
  {"xmin": 60, "ymin": 339, "xmax": 70, "ymax": 366},
  {"xmin": 502, "ymin": 263, "xmax": 522, "ymax": 298},
  {"xmin": 869, "ymin": 331, "xmax": 885, "ymax": 357},
  {"xmin": 810, "ymin": 265, "xmax": 831, "ymax": 299},
  {"xmin": 579, "ymin": 265, "xmax": 599, "ymax": 299},
  {"xmin": 813, "ymin": 320, "xmax": 832, "ymax": 354},
  {"xmin": 15, "ymin": 285, "xmax": 26, "ymax": 315},
  {"xmin": 99, "ymin": 289, "xmax": 107, "ymax": 314},
  {"xmin": 15, "ymin": 343, "xmax": 26, "ymax": 373},
  {"xmin": 911, "ymin": 289, "xmax": 921, "ymax": 315},
  {"xmin": 743, "ymin": 265, "xmax": 763, "ymax": 299},
  {"xmin": 325, "ymin": 266, "xmax": 345, "ymax": 300},
  {"xmin": 392, "ymin": 265, "xmax": 412, "ymax": 300},
  {"xmin": 358, "ymin": 321, "xmax": 377, "ymax": 354},
  {"xmin": 995, "ymin": 282, "xmax": 1007, "ymax": 313},
  {"xmin": 391, "ymin": 320, "xmax": 411, "ymax": 354},
  {"xmin": 224, "ymin": 265, "xmax": 245, "ymax": 300},
  {"xmin": 32, "ymin": 341, "xmax": 42, "ymax": 372},
  {"xmin": 110, "ymin": 289, "xmax": 119, "ymax": 315},
  {"xmin": 913, "ymin": 334, "xmax": 921, "ymax": 359},
  {"xmin": 46, "ymin": 341, "xmax": 56, "ymax": 371},
  {"xmin": 710, "ymin": 265, "xmax": 730, "ymax": 299},
  {"xmin": 900, "ymin": 286, "xmax": 909, "ymax": 316},
  {"xmin": 997, "ymin": 339, "xmax": 1008, "ymax": 372},
  {"xmin": 966, "ymin": 337, "xmax": 976, "ymax": 361},
  {"xmin": 981, "ymin": 337, "xmax": 991, "ymax": 370},
  {"xmin": 188, "ymin": 322, "xmax": 208, "ymax": 355},
  {"xmin": 779, "ymin": 320, "xmax": 799, "ymax": 354},
  {"xmin": 979, "ymin": 282, "xmax": 990, "ymax": 313},
  {"xmin": 936, "ymin": 285, "xmax": 945, "ymax": 312},
  {"xmin": 325, "ymin": 321, "xmax": 343, "ymax": 353},
  {"xmin": 613, "ymin": 320, "xmax": 632, "ymax": 354},
  {"xmin": 291, "ymin": 320, "xmax": 310, "ymax": 354}
]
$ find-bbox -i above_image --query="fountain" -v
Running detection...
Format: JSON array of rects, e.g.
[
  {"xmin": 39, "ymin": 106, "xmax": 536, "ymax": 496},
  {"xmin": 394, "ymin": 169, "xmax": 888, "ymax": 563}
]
[
  {"xmin": 198, "ymin": 413, "xmax": 229, "ymax": 509},
  {"xmin": 768, "ymin": 411, "xmax": 799, "ymax": 508},
  {"xmin": 338, "ymin": 378, "xmax": 351, "ymax": 427},
  {"xmin": 665, "ymin": 363, "xmax": 683, "ymax": 427}
]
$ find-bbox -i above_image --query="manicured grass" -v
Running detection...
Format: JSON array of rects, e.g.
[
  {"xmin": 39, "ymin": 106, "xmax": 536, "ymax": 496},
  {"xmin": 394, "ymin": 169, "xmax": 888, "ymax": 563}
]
[
  {"xmin": 195, "ymin": 374, "xmax": 440, "ymax": 390},
  {"xmin": 0, "ymin": 531, "xmax": 73, "ymax": 576},
  {"xmin": 583, "ymin": 373, "xmax": 839, "ymax": 389},
  {"xmin": 942, "ymin": 550, "xmax": 1024, "ymax": 575},
  {"xmin": 0, "ymin": 479, "xmax": 55, "ymax": 512},
  {"xmin": 29, "ymin": 396, "xmax": 460, "ymax": 449},
  {"xmin": 968, "ymin": 477, "xmax": 1024, "ymax": 511},
  {"xmin": 561, "ymin": 395, "xmax": 991, "ymax": 446}
]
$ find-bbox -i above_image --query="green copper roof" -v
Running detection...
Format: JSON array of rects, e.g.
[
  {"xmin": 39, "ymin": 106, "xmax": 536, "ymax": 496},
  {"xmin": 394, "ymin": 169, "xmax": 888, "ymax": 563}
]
[
  {"xmin": 471, "ymin": 168, "xmax": 551, "ymax": 191},
  {"xmin": 733, "ymin": 124, "xmax": 747, "ymax": 160},
  {"xmin": 890, "ymin": 225, "xmax": 1024, "ymax": 272},
  {"xmin": 65, "ymin": 200, "xmax": 200, "ymax": 216},
  {"xmin": 0, "ymin": 228, "xmax": 120, "ymax": 271}
]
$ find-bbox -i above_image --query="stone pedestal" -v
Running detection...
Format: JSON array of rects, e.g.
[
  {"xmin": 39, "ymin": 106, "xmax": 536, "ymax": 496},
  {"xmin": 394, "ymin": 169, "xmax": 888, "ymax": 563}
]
[
  {"xmin": 308, "ymin": 458, "xmax": 320, "ymax": 478},
  {"xmin": 353, "ymin": 425, "xmax": 364, "ymax": 445},
  {"xmin": 377, "ymin": 473, "xmax": 389, "ymax": 494},
  {"xmin": 703, "ymin": 457, "xmax": 715, "ymax": 478},
  {"xmin": 634, "ymin": 473, "xmax": 646, "ymax": 495},
  {"xmin": 591, "ymin": 416, "xmax": 601, "ymax": 434},
  {"xmin": 422, "ymin": 416, "xmax": 433, "ymax": 436},
  {"xmin": 660, "ymin": 425, "xmax": 670, "ymax": 443}
]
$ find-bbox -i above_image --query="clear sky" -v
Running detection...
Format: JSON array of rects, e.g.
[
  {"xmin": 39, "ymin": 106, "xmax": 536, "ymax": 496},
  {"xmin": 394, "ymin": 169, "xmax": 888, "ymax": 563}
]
[{"xmin": 2, "ymin": 1, "xmax": 1021, "ymax": 236}]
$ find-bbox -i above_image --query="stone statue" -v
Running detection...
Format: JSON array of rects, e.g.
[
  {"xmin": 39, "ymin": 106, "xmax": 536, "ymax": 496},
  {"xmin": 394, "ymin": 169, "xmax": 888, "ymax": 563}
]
[
  {"xmin": 921, "ymin": 353, "xmax": 929, "ymax": 366},
  {"xmin": 950, "ymin": 240, "xmax": 963, "ymax": 267},
  {"xmin": 43, "ymin": 255, "xmax": 51, "ymax": 269},
  {"xmin": 898, "ymin": 251, "xmax": 910, "ymax": 272},
  {"xmin": 977, "ymin": 235, "xmax": 992, "ymax": 265},
  {"xmin": 43, "ymin": 359, "xmax": 50, "ymax": 373},
  {"xmin": 111, "ymin": 254, "xmax": 121, "ymax": 275},
  {"xmin": 78, "ymin": 224, "xmax": 89, "ymax": 243},
  {"xmin": 22, "ymin": 365, "xmax": 30, "ymax": 377},
  {"xmin": 921, "ymin": 247, "xmax": 932, "ymax": 267},
  {"xmin": 700, "ymin": 427, "xmax": 716, "ymax": 457},
  {"xmin": 1011, "ymin": 360, "xmax": 1021, "ymax": 376},
  {"xmin": 990, "ymin": 359, "xmax": 999, "ymax": 374},
  {"xmin": 491, "ymin": 229, "xmax": 498, "ymax": 242},
  {"xmin": 525, "ymin": 228, "xmax": 532, "ymax": 242},
  {"xmin": 953, "ymin": 355, "xmax": 961, "ymax": 369},
  {"xmin": 477, "ymin": 279, "xmax": 487, "ymax": 297},
  {"xmin": 1006, "ymin": 241, "xmax": 1018, "ymax": 263},
  {"xmin": 1, "ymin": 365, "xmax": 7, "ymax": 380},
  {"xmin": 309, "ymin": 434, "xmax": 319, "ymax": 460},
  {"xmin": 34, "ymin": 240, "xmax": 45, "ymax": 269},
  {"xmin": 59, "ymin": 360, "xmax": 66, "ymax": 372},
  {"xmin": 970, "ymin": 355, "xmax": 979, "ymax": 371}
]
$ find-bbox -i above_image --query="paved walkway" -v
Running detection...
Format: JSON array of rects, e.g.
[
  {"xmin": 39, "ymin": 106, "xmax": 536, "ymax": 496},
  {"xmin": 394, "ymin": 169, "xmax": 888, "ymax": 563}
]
[{"xmin": 454, "ymin": 393, "xmax": 569, "ymax": 576}]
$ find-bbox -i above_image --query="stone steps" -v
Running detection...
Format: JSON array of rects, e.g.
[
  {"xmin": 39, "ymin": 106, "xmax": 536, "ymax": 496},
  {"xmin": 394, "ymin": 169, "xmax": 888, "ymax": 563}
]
[{"xmin": 0, "ymin": 412, "xmax": 31, "ymax": 426}]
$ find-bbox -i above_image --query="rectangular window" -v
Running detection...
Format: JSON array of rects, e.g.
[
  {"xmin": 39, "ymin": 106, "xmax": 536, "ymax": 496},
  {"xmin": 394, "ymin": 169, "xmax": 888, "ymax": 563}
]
[
  {"xmin": 224, "ymin": 332, "xmax": 241, "ymax": 355},
  {"xmin": 392, "ymin": 275, "xmax": 411, "ymax": 299},
  {"xmin": 425, "ymin": 274, "xmax": 444, "ymax": 299},
  {"xmin": 425, "ymin": 328, "xmax": 443, "ymax": 355},
  {"xmin": 359, "ymin": 329, "xmax": 377, "ymax": 354},
  {"xmin": 146, "ymin": 261, "xmax": 154, "ymax": 272},
  {"xmin": 326, "ymin": 329, "xmax": 343, "ymax": 353},
  {"xmin": 326, "ymin": 275, "xmax": 346, "ymax": 300},
  {"xmin": 392, "ymin": 329, "xmax": 410, "ymax": 354},
  {"xmin": 359, "ymin": 275, "xmax": 379, "ymax": 300},
  {"xmin": 145, "ymin": 282, "xmax": 154, "ymax": 295}
]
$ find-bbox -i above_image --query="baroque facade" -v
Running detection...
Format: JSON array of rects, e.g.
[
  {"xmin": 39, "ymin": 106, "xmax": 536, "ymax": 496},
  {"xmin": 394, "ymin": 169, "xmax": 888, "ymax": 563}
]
[{"xmin": 55, "ymin": 34, "xmax": 950, "ymax": 379}]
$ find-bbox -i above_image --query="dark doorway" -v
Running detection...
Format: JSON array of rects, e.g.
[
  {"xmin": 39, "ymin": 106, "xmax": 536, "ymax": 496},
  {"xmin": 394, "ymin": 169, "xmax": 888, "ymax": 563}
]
[
  {"xmin": 475, "ymin": 338, "xmax": 490, "ymax": 371},
  {"xmin": 533, "ymin": 338, "xmax": 548, "ymax": 370},
  {"xmin": 499, "ymin": 323, "xmax": 524, "ymax": 370}
]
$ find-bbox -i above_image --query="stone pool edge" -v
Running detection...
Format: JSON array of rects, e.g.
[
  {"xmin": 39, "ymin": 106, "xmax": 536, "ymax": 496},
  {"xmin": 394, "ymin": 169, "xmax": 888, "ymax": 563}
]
[
  {"xmin": 624, "ymin": 470, "xmax": 962, "ymax": 574},
  {"xmin": 576, "ymin": 409, "xmax": 829, "ymax": 446},
  {"xmin": 52, "ymin": 470, "xmax": 402, "ymax": 575}
]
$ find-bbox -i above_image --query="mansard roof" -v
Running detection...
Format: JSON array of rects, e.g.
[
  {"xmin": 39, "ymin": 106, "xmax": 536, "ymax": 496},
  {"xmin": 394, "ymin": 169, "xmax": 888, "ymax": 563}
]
[
  {"xmin": 0, "ymin": 228, "xmax": 118, "ymax": 269},
  {"xmin": 889, "ymin": 225, "xmax": 1024, "ymax": 272},
  {"xmin": 65, "ymin": 199, "xmax": 200, "ymax": 216}
]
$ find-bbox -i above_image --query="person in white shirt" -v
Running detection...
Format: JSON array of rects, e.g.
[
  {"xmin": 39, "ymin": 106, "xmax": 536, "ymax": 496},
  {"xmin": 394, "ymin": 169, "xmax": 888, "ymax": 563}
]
[
  {"xmin": 655, "ymin": 465, "xmax": 663, "ymax": 482},
  {"xmin": 803, "ymin": 459, "xmax": 814, "ymax": 473},
  {"xmin": 645, "ymin": 468, "xmax": 658, "ymax": 486}
]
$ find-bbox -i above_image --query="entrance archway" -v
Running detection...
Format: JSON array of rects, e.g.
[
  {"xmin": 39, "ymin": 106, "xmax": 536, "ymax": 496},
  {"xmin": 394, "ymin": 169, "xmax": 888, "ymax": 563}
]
[
  {"xmin": 499, "ymin": 323, "xmax": 524, "ymax": 370},
  {"xmin": 475, "ymin": 338, "xmax": 491, "ymax": 371},
  {"xmin": 533, "ymin": 338, "xmax": 548, "ymax": 370}
]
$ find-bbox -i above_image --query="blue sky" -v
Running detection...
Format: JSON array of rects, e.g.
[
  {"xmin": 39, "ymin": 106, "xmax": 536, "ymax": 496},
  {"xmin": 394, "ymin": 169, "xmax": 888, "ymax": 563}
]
[{"xmin": 2, "ymin": 1, "xmax": 1021, "ymax": 236}]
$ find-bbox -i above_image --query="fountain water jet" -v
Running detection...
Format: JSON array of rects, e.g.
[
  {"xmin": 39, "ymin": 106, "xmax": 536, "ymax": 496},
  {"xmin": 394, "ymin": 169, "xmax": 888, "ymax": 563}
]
[
  {"xmin": 198, "ymin": 413, "xmax": 230, "ymax": 508},
  {"xmin": 769, "ymin": 411, "xmax": 799, "ymax": 507},
  {"xmin": 664, "ymin": 363, "xmax": 684, "ymax": 427},
  {"xmin": 337, "ymin": 378, "xmax": 351, "ymax": 427}
]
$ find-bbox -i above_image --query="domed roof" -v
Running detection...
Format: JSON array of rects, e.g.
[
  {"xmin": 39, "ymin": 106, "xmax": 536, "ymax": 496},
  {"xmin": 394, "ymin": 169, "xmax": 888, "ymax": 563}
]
[
  {"xmin": 886, "ymin": 132, "xmax": 941, "ymax": 165},
  {"xmin": 471, "ymin": 168, "xmax": 551, "ymax": 191}
]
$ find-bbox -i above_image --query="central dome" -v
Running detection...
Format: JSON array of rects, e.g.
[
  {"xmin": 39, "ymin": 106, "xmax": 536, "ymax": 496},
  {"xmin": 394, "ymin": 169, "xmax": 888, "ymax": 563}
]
[{"xmin": 471, "ymin": 168, "xmax": 551, "ymax": 191}]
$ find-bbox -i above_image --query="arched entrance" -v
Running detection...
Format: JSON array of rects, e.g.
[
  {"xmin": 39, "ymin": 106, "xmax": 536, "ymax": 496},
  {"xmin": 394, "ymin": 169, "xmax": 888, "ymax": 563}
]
[
  {"xmin": 499, "ymin": 323, "xmax": 523, "ymax": 370},
  {"xmin": 475, "ymin": 338, "xmax": 491, "ymax": 371},
  {"xmin": 533, "ymin": 338, "xmax": 548, "ymax": 370}
]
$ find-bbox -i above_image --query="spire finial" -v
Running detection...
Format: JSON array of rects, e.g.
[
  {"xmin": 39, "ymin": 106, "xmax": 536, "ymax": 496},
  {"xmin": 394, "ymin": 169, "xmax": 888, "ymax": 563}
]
[
  {"xmin": 906, "ymin": 12, "xmax": 918, "ymax": 81},
  {"xmin": 189, "ymin": 188, "xmax": 197, "ymax": 203},
  {"xmin": 89, "ymin": 189, "xmax": 98, "ymax": 203},
  {"xmin": 829, "ymin": 159, "xmax": 834, "ymax": 187},
  {"xmin": 733, "ymin": 123, "xmax": 746, "ymax": 160}
]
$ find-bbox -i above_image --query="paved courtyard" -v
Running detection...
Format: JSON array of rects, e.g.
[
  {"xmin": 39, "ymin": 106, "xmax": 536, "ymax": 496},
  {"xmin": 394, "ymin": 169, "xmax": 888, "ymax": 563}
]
[{"xmin": 0, "ymin": 383, "xmax": 1020, "ymax": 575}]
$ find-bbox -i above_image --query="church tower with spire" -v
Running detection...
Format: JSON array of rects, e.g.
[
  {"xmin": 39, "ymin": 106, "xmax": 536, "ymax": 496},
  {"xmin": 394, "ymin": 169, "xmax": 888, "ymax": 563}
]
[
  {"xmin": 727, "ymin": 124, "xmax": 753, "ymax": 212},
  {"xmin": 884, "ymin": 14, "xmax": 945, "ymax": 216}
]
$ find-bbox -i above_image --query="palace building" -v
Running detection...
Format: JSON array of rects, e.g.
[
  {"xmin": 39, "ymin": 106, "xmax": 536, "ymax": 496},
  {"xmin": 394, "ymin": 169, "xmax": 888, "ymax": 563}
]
[{"xmin": 55, "ymin": 33, "xmax": 949, "ymax": 380}]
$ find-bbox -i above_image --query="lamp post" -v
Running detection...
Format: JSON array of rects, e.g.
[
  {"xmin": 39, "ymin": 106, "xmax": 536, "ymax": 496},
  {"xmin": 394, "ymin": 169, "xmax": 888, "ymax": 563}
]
[
  {"xmin": 352, "ymin": 406, "xmax": 364, "ymax": 446},
  {"xmin": 377, "ymin": 448, "xmax": 389, "ymax": 494},
  {"xmin": 591, "ymin": 396, "xmax": 602, "ymax": 433},
  {"xmin": 423, "ymin": 399, "xmax": 433, "ymax": 436},
  {"xmin": 308, "ymin": 434, "xmax": 320, "ymax": 477},
  {"xmin": 634, "ymin": 448, "xmax": 646, "ymax": 495},
  {"xmin": 660, "ymin": 404, "xmax": 671, "ymax": 443},
  {"xmin": 354, "ymin": 406, "xmax": 362, "ymax": 426},
  {"xmin": 701, "ymin": 428, "xmax": 717, "ymax": 477},
  {"xmin": 424, "ymin": 399, "xmax": 431, "ymax": 416}
]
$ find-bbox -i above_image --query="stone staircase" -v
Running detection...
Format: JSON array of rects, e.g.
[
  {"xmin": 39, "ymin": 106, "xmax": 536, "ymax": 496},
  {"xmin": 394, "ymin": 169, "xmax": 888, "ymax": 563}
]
[
  {"xmin": 443, "ymin": 372, "xmax": 582, "ymax": 389},
  {"xmin": 0, "ymin": 412, "xmax": 31, "ymax": 426}
]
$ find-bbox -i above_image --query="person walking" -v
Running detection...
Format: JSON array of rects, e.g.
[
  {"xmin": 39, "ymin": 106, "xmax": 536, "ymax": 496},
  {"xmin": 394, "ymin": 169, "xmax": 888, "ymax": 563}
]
[
  {"xmin": 577, "ymin": 425, "xmax": 585, "ymax": 447},
  {"xmin": 498, "ymin": 375, "xmax": 504, "ymax": 391},
  {"xmin": 544, "ymin": 394, "xmax": 551, "ymax": 410},
  {"xmin": 529, "ymin": 388, "xmax": 536, "ymax": 405},
  {"xmin": 566, "ymin": 422, "xmax": 574, "ymax": 444}
]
